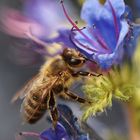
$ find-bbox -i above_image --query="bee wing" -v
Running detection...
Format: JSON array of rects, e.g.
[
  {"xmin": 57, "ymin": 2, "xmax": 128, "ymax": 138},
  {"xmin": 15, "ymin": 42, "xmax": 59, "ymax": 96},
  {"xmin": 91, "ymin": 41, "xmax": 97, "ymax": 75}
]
[
  {"xmin": 20, "ymin": 76, "xmax": 59, "ymax": 123},
  {"xmin": 11, "ymin": 74, "xmax": 39, "ymax": 103},
  {"xmin": 40, "ymin": 76, "xmax": 60, "ymax": 100}
]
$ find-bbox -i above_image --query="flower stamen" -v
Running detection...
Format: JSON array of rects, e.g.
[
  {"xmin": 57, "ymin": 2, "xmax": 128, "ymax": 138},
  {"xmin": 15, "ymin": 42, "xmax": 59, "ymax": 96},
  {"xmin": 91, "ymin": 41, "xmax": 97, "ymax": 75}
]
[
  {"xmin": 19, "ymin": 132, "xmax": 40, "ymax": 137},
  {"xmin": 88, "ymin": 26, "xmax": 109, "ymax": 51},
  {"xmin": 108, "ymin": 0, "xmax": 119, "ymax": 41},
  {"xmin": 60, "ymin": 0, "xmax": 99, "ymax": 51},
  {"xmin": 70, "ymin": 28, "xmax": 97, "ymax": 53}
]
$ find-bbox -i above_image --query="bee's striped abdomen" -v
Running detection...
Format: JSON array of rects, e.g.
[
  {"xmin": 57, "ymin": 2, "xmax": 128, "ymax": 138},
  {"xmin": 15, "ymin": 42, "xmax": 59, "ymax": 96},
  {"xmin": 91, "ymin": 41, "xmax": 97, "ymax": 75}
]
[{"xmin": 23, "ymin": 92, "xmax": 47, "ymax": 124}]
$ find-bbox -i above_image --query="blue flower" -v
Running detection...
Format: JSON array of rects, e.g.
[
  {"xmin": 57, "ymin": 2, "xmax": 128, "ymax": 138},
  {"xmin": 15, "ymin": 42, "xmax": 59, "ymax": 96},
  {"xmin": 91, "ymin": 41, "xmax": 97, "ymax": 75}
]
[
  {"xmin": 62, "ymin": 0, "xmax": 129, "ymax": 69},
  {"xmin": 53, "ymin": 104, "xmax": 90, "ymax": 140},
  {"xmin": 123, "ymin": 5, "xmax": 140, "ymax": 61},
  {"xmin": 18, "ymin": 104, "xmax": 91, "ymax": 140},
  {"xmin": 40, "ymin": 123, "xmax": 70, "ymax": 140}
]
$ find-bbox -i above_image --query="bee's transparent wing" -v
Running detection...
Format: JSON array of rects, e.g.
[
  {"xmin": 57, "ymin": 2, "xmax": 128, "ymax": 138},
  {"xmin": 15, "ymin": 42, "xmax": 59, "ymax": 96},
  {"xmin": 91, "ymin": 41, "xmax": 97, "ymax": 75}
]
[
  {"xmin": 11, "ymin": 74, "xmax": 39, "ymax": 103},
  {"xmin": 20, "ymin": 76, "xmax": 59, "ymax": 123}
]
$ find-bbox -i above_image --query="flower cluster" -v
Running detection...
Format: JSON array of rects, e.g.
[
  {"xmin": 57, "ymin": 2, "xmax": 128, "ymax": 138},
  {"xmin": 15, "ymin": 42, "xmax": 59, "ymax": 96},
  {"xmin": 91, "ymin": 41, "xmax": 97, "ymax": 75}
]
[{"xmin": 76, "ymin": 0, "xmax": 140, "ymax": 120}]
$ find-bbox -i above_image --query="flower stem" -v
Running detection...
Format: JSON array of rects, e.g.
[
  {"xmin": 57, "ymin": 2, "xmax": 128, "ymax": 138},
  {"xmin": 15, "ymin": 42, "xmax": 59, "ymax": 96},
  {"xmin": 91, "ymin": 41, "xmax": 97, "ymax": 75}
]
[{"xmin": 126, "ymin": 104, "xmax": 140, "ymax": 140}]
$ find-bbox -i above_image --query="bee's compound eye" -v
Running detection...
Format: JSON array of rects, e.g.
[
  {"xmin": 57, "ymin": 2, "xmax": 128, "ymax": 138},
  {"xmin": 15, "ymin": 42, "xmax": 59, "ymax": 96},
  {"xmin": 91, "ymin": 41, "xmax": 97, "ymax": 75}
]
[{"xmin": 70, "ymin": 58, "xmax": 82, "ymax": 66}]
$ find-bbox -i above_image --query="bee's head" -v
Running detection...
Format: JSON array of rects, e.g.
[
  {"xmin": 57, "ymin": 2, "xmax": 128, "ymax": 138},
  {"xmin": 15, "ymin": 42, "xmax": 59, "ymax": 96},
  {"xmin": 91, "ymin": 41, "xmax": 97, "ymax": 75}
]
[{"xmin": 62, "ymin": 48, "xmax": 87, "ymax": 67}]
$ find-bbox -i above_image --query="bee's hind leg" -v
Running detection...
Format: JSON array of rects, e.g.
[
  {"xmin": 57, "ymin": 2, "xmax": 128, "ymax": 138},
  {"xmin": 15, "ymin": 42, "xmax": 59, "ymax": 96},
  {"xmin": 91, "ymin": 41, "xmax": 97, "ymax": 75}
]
[
  {"xmin": 64, "ymin": 88, "xmax": 91, "ymax": 104},
  {"xmin": 48, "ymin": 91, "xmax": 58, "ymax": 128}
]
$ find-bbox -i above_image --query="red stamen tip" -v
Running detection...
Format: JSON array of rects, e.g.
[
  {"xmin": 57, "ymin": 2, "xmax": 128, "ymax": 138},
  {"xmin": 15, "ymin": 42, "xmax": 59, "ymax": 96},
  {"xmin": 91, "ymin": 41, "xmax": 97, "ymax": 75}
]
[{"xmin": 61, "ymin": 1, "xmax": 99, "ymax": 52}]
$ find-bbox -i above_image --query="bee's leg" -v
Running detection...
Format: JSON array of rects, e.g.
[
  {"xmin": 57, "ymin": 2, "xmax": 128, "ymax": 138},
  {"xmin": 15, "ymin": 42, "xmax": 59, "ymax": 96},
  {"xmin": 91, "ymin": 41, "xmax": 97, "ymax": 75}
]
[
  {"xmin": 48, "ymin": 91, "xmax": 58, "ymax": 128},
  {"xmin": 72, "ymin": 71, "xmax": 102, "ymax": 77},
  {"xmin": 64, "ymin": 88, "xmax": 91, "ymax": 104}
]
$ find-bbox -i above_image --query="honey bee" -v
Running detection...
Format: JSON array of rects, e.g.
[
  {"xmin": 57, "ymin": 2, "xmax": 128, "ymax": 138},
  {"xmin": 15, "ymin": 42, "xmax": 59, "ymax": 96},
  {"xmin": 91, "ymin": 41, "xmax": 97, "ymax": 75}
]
[{"xmin": 12, "ymin": 48, "xmax": 100, "ymax": 127}]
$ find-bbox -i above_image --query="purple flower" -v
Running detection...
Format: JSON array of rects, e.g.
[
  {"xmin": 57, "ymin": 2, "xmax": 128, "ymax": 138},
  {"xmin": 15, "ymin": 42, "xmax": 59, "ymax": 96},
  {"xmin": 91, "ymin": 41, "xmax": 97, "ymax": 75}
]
[
  {"xmin": 40, "ymin": 123, "xmax": 70, "ymax": 140},
  {"xmin": 23, "ymin": 0, "xmax": 67, "ymax": 37},
  {"xmin": 62, "ymin": 0, "xmax": 129, "ymax": 69},
  {"xmin": 0, "ymin": 0, "xmax": 76, "ymax": 59},
  {"xmin": 0, "ymin": 0, "xmax": 67, "ymax": 38},
  {"xmin": 47, "ymin": 104, "xmax": 91, "ymax": 140}
]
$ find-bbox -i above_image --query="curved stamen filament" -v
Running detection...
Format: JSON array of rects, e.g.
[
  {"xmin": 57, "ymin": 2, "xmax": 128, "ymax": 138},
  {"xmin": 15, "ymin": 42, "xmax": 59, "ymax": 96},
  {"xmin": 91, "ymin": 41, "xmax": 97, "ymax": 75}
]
[
  {"xmin": 73, "ymin": 38, "xmax": 98, "ymax": 53},
  {"xmin": 70, "ymin": 28, "xmax": 98, "ymax": 53},
  {"xmin": 108, "ymin": 0, "xmax": 119, "ymax": 41},
  {"xmin": 25, "ymin": 27, "xmax": 49, "ymax": 47},
  {"xmin": 88, "ymin": 27, "xmax": 109, "ymax": 52},
  {"xmin": 19, "ymin": 132, "xmax": 40, "ymax": 137},
  {"xmin": 71, "ymin": 30, "xmax": 108, "ymax": 54},
  {"xmin": 61, "ymin": 0, "xmax": 99, "ymax": 51},
  {"xmin": 19, "ymin": 132, "xmax": 49, "ymax": 140}
]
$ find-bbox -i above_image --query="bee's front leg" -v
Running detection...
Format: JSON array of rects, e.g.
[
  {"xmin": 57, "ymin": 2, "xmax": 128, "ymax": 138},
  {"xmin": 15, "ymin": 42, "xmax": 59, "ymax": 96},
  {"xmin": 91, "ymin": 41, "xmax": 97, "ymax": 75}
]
[
  {"xmin": 64, "ymin": 88, "xmax": 91, "ymax": 104},
  {"xmin": 48, "ymin": 91, "xmax": 58, "ymax": 128},
  {"xmin": 72, "ymin": 71, "xmax": 102, "ymax": 77}
]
